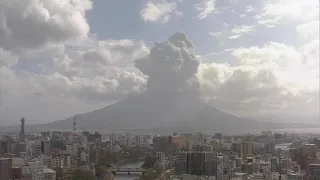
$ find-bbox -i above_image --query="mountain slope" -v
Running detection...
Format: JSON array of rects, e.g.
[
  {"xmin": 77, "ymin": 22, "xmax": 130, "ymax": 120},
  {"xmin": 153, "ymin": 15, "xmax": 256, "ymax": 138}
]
[
  {"xmin": 34, "ymin": 92, "xmax": 279, "ymax": 131},
  {"xmin": 0, "ymin": 92, "xmax": 284, "ymax": 132}
]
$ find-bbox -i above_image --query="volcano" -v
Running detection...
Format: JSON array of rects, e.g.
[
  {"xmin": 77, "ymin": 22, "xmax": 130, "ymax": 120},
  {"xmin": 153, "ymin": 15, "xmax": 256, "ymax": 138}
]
[{"xmin": 38, "ymin": 91, "xmax": 278, "ymax": 131}]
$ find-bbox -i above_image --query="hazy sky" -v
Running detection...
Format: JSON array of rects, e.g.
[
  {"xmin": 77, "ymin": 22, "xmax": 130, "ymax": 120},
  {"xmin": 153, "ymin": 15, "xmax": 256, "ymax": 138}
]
[{"xmin": 0, "ymin": 0, "xmax": 319, "ymax": 125}]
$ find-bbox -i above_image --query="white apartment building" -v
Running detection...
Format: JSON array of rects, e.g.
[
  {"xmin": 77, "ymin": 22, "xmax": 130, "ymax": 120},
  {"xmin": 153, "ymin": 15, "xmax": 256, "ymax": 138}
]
[
  {"xmin": 52, "ymin": 154, "xmax": 71, "ymax": 170},
  {"xmin": 40, "ymin": 168, "xmax": 56, "ymax": 180},
  {"xmin": 22, "ymin": 161, "xmax": 56, "ymax": 180},
  {"xmin": 157, "ymin": 152, "xmax": 165, "ymax": 166}
]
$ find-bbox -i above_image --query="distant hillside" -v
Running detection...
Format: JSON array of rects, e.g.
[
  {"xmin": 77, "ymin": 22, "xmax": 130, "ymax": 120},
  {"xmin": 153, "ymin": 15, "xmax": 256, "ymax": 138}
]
[{"xmin": 0, "ymin": 92, "xmax": 284, "ymax": 132}]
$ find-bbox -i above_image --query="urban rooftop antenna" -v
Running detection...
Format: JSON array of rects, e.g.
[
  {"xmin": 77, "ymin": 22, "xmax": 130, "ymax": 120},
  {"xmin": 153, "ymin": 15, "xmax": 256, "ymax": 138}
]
[
  {"xmin": 20, "ymin": 117, "xmax": 25, "ymax": 141},
  {"xmin": 73, "ymin": 116, "xmax": 76, "ymax": 132}
]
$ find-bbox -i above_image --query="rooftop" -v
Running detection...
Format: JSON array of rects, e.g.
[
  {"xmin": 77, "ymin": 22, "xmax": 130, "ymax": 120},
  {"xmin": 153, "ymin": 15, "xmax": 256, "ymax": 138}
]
[
  {"xmin": 42, "ymin": 168, "xmax": 56, "ymax": 174},
  {"xmin": 309, "ymin": 164, "xmax": 320, "ymax": 166},
  {"xmin": 304, "ymin": 144, "xmax": 316, "ymax": 147}
]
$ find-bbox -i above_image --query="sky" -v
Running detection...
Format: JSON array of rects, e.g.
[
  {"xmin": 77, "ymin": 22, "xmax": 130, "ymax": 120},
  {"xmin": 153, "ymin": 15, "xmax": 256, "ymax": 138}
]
[{"xmin": 0, "ymin": 0, "xmax": 319, "ymax": 125}]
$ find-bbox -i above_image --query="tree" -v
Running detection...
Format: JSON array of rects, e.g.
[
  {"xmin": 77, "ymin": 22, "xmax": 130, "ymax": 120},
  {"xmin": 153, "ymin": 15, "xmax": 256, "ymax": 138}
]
[
  {"xmin": 139, "ymin": 169, "xmax": 158, "ymax": 180},
  {"xmin": 67, "ymin": 169, "xmax": 96, "ymax": 180},
  {"xmin": 142, "ymin": 154, "xmax": 156, "ymax": 169},
  {"xmin": 155, "ymin": 166, "xmax": 165, "ymax": 175},
  {"xmin": 95, "ymin": 165, "xmax": 109, "ymax": 177}
]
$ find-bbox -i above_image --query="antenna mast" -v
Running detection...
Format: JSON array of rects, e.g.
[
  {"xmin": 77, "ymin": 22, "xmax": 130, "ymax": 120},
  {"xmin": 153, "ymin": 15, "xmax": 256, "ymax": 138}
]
[
  {"xmin": 73, "ymin": 116, "xmax": 76, "ymax": 132},
  {"xmin": 20, "ymin": 117, "xmax": 25, "ymax": 141}
]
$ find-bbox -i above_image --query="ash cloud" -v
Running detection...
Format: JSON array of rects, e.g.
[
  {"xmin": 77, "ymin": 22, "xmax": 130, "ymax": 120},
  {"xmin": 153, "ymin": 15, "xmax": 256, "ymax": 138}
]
[{"xmin": 135, "ymin": 31, "xmax": 200, "ymax": 95}]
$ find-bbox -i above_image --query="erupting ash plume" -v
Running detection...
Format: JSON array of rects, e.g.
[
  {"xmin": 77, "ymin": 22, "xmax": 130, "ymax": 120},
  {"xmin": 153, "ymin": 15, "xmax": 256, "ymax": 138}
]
[{"xmin": 135, "ymin": 31, "xmax": 200, "ymax": 96}]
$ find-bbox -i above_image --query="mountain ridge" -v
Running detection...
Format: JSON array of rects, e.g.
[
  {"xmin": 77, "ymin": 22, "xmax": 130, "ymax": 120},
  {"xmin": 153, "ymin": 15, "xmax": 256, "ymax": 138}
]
[{"xmin": 0, "ymin": 92, "xmax": 290, "ymax": 132}]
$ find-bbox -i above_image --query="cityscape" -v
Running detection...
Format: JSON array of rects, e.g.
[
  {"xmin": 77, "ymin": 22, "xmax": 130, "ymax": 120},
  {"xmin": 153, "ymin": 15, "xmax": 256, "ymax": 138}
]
[
  {"xmin": 0, "ymin": 0, "xmax": 319, "ymax": 180},
  {"xmin": 1, "ymin": 117, "xmax": 320, "ymax": 180}
]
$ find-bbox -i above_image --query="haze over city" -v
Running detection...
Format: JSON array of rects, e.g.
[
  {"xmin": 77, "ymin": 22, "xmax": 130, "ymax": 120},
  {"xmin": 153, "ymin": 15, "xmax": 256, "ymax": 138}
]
[{"xmin": 0, "ymin": 0, "xmax": 319, "ymax": 127}]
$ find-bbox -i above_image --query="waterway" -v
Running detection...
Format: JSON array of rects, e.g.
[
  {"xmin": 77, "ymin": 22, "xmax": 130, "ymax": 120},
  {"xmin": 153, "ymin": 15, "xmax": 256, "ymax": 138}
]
[{"xmin": 113, "ymin": 161, "xmax": 144, "ymax": 180}]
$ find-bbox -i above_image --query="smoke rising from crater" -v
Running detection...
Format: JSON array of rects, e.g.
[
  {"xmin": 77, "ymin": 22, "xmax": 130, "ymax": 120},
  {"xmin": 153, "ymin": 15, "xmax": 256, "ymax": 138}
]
[{"xmin": 135, "ymin": 31, "xmax": 200, "ymax": 95}]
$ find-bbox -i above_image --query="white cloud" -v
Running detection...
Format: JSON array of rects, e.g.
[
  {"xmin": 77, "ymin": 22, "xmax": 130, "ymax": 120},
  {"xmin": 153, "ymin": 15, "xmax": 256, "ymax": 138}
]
[
  {"xmin": 0, "ymin": 0, "xmax": 92, "ymax": 53},
  {"xmin": 0, "ymin": 66, "xmax": 103, "ymax": 125},
  {"xmin": 209, "ymin": 31, "xmax": 224, "ymax": 38},
  {"xmin": 196, "ymin": 0, "xmax": 217, "ymax": 19},
  {"xmin": 140, "ymin": 0, "xmax": 181, "ymax": 23},
  {"xmin": 232, "ymin": 43, "xmax": 318, "ymax": 89},
  {"xmin": 0, "ymin": 48, "xmax": 18, "ymax": 67},
  {"xmin": 198, "ymin": 42, "xmax": 319, "ymax": 119},
  {"xmin": 296, "ymin": 20, "xmax": 319, "ymax": 42},
  {"xmin": 210, "ymin": 25, "xmax": 255, "ymax": 40},
  {"xmin": 0, "ymin": 37, "xmax": 149, "ymax": 124},
  {"xmin": 232, "ymin": 43, "xmax": 301, "ymax": 66},
  {"xmin": 256, "ymin": 0, "xmax": 319, "ymax": 26},
  {"xmin": 228, "ymin": 25, "xmax": 255, "ymax": 39},
  {"xmin": 296, "ymin": 20, "xmax": 319, "ymax": 72},
  {"xmin": 245, "ymin": 6, "xmax": 254, "ymax": 12}
]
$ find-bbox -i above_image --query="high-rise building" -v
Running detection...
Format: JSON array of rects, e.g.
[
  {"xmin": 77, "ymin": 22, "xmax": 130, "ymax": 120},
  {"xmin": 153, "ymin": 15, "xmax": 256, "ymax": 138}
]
[
  {"xmin": 41, "ymin": 140, "xmax": 51, "ymax": 156},
  {"xmin": 280, "ymin": 157, "xmax": 290, "ymax": 173},
  {"xmin": 301, "ymin": 144, "xmax": 317, "ymax": 160},
  {"xmin": 175, "ymin": 152, "xmax": 188, "ymax": 175},
  {"xmin": 135, "ymin": 135, "xmax": 148, "ymax": 147},
  {"xmin": 313, "ymin": 138, "xmax": 320, "ymax": 149},
  {"xmin": 271, "ymin": 157, "xmax": 278, "ymax": 172},
  {"xmin": 50, "ymin": 139, "xmax": 66, "ymax": 155},
  {"xmin": 12, "ymin": 167, "xmax": 22, "ymax": 180},
  {"xmin": 126, "ymin": 133, "xmax": 131, "ymax": 148},
  {"xmin": 187, "ymin": 152, "xmax": 205, "ymax": 175},
  {"xmin": 111, "ymin": 132, "xmax": 117, "ymax": 145},
  {"xmin": 32, "ymin": 141, "xmax": 42, "ymax": 157},
  {"xmin": 153, "ymin": 136, "xmax": 172, "ymax": 152},
  {"xmin": 309, "ymin": 164, "xmax": 320, "ymax": 180},
  {"xmin": 175, "ymin": 151, "xmax": 217, "ymax": 176},
  {"xmin": 0, "ymin": 138, "xmax": 12, "ymax": 155},
  {"xmin": 264, "ymin": 139, "xmax": 275, "ymax": 154},
  {"xmin": 15, "ymin": 141, "xmax": 26, "ymax": 158},
  {"xmin": 203, "ymin": 151, "xmax": 217, "ymax": 176},
  {"xmin": 231, "ymin": 142, "xmax": 243, "ymax": 158},
  {"xmin": 301, "ymin": 144, "xmax": 317, "ymax": 173},
  {"xmin": 135, "ymin": 136, "xmax": 141, "ymax": 147},
  {"xmin": 0, "ymin": 158, "xmax": 12, "ymax": 180},
  {"xmin": 242, "ymin": 141, "xmax": 253, "ymax": 159},
  {"xmin": 156, "ymin": 152, "xmax": 165, "ymax": 166}
]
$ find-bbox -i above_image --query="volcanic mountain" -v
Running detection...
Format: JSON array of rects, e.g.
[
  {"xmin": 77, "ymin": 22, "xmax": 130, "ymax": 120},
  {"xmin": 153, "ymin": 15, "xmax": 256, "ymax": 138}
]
[{"xmin": 38, "ymin": 91, "xmax": 279, "ymax": 131}]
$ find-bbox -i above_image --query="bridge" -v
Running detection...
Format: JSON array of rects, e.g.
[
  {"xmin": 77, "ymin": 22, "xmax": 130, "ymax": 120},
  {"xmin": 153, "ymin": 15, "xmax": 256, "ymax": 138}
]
[{"xmin": 110, "ymin": 168, "xmax": 147, "ymax": 175}]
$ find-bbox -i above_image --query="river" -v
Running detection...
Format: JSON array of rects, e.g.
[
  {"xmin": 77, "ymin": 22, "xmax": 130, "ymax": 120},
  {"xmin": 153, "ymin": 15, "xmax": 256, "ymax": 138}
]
[{"xmin": 113, "ymin": 161, "xmax": 144, "ymax": 180}]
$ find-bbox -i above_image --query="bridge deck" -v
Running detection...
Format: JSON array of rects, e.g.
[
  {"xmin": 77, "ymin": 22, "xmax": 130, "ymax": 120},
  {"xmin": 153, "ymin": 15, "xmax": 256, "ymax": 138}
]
[{"xmin": 110, "ymin": 168, "xmax": 146, "ymax": 172}]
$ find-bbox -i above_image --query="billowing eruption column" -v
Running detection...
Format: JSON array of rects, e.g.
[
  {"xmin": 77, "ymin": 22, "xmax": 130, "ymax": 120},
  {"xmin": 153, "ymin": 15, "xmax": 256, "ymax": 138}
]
[{"xmin": 135, "ymin": 31, "xmax": 200, "ymax": 96}]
